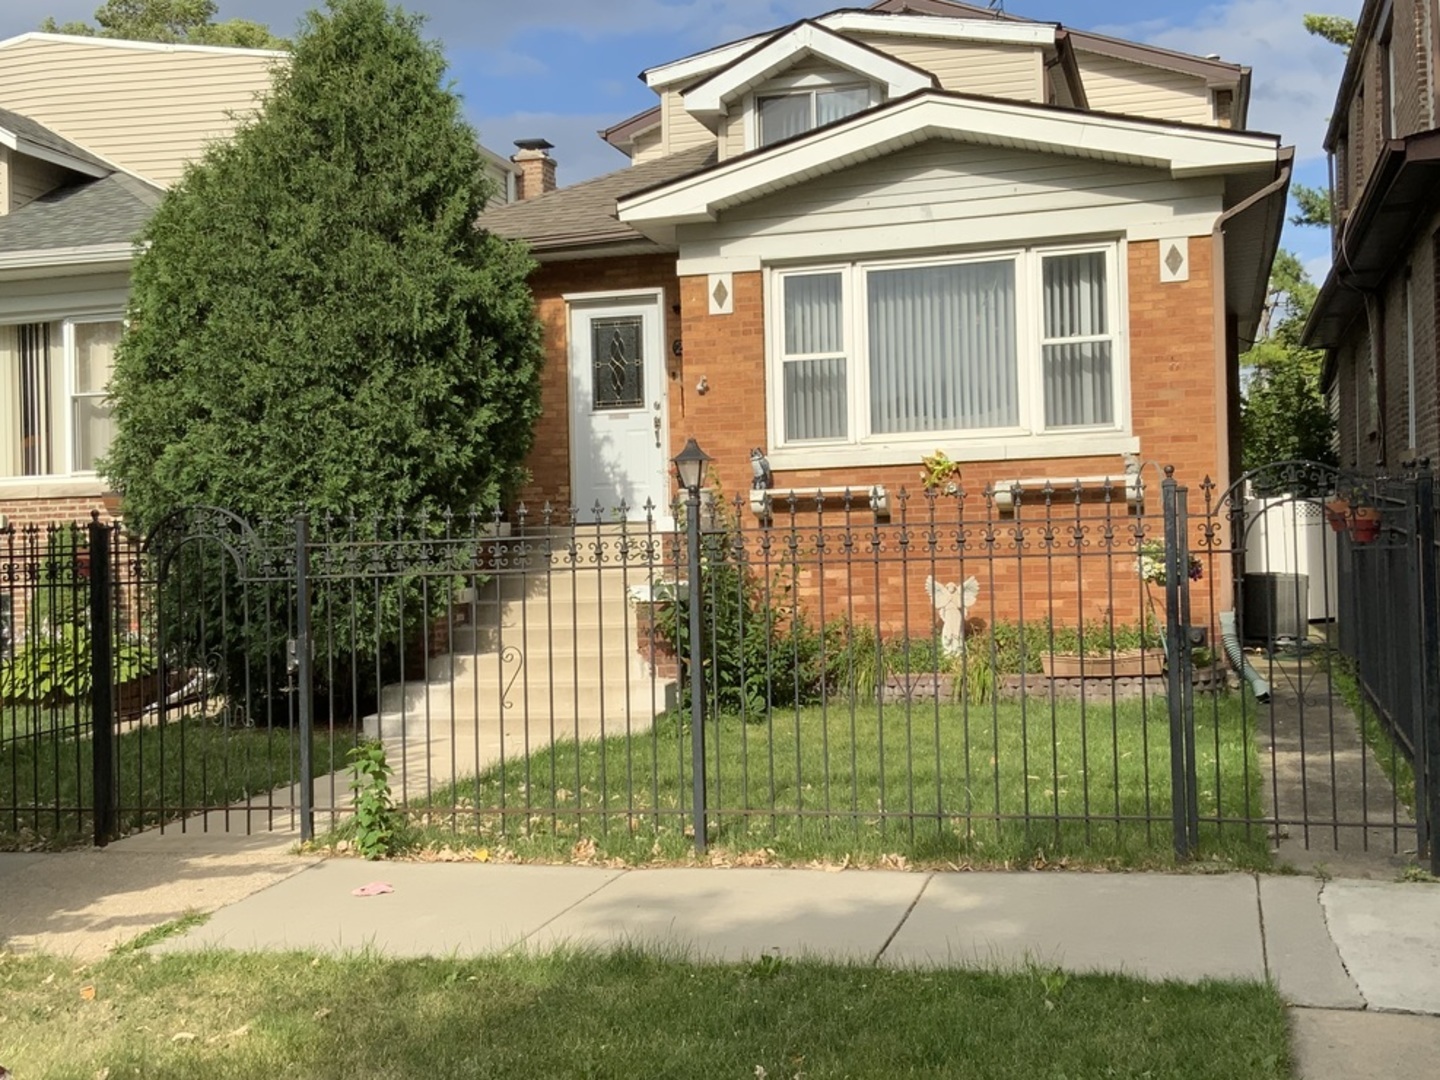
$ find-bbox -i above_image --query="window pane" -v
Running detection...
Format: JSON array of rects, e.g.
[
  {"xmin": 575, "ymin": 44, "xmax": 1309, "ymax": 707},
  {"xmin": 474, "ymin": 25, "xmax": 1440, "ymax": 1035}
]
[
  {"xmin": 758, "ymin": 93, "xmax": 811, "ymax": 146},
  {"xmin": 591, "ymin": 316, "xmax": 644, "ymax": 410},
  {"xmin": 0, "ymin": 322, "xmax": 62, "ymax": 477},
  {"xmin": 1044, "ymin": 341, "xmax": 1113, "ymax": 428},
  {"xmin": 74, "ymin": 320, "xmax": 122, "ymax": 394},
  {"xmin": 784, "ymin": 273, "xmax": 843, "ymax": 355},
  {"xmin": 1043, "ymin": 252, "xmax": 1108, "ymax": 338},
  {"xmin": 816, "ymin": 87, "xmax": 870, "ymax": 126},
  {"xmin": 784, "ymin": 357, "xmax": 847, "ymax": 441},
  {"xmin": 868, "ymin": 261, "xmax": 1018, "ymax": 434},
  {"xmin": 73, "ymin": 395, "xmax": 115, "ymax": 472}
]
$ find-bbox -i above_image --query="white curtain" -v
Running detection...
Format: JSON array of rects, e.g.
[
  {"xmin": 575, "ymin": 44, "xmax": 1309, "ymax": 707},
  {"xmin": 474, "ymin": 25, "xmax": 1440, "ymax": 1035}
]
[
  {"xmin": 816, "ymin": 87, "xmax": 869, "ymax": 126},
  {"xmin": 782, "ymin": 273, "xmax": 847, "ymax": 441},
  {"xmin": 1042, "ymin": 252, "xmax": 1113, "ymax": 428},
  {"xmin": 72, "ymin": 320, "xmax": 121, "ymax": 472},
  {"xmin": 867, "ymin": 260, "xmax": 1018, "ymax": 434},
  {"xmin": 0, "ymin": 325, "xmax": 18, "ymax": 478},
  {"xmin": 758, "ymin": 94, "xmax": 811, "ymax": 147}
]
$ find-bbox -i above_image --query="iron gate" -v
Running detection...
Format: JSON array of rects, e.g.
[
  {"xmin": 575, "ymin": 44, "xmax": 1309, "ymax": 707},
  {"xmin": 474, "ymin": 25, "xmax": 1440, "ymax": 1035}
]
[{"xmin": 1, "ymin": 464, "xmax": 1436, "ymax": 871}]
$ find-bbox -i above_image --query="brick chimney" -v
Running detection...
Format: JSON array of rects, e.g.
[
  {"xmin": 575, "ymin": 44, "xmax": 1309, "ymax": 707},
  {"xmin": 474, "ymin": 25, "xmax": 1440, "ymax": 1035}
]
[{"xmin": 512, "ymin": 138, "xmax": 557, "ymax": 200}]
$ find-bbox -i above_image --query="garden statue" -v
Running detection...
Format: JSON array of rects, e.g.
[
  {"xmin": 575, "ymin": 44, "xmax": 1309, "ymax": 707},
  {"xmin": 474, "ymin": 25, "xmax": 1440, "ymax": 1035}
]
[{"xmin": 926, "ymin": 576, "xmax": 981, "ymax": 657}]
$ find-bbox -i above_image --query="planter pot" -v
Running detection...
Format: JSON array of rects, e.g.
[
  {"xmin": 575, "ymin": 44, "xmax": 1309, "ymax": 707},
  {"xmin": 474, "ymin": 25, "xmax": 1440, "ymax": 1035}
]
[
  {"xmin": 1041, "ymin": 649, "xmax": 1166, "ymax": 679},
  {"xmin": 1349, "ymin": 517, "xmax": 1381, "ymax": 544}
]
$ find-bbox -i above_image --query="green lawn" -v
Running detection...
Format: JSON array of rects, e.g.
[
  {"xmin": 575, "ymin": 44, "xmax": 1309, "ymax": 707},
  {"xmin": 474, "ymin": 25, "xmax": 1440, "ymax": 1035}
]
[
  {"xmin": 408, "ymin": 692, "xmax": 1269, "ymax": 869},
  {"xmin": 0, "ymin": 711, "xmax": 338, "ymax": 849},
  {"xmin": 0, "ymin": 947, "xmax": 1293, "ymax": 1080}
]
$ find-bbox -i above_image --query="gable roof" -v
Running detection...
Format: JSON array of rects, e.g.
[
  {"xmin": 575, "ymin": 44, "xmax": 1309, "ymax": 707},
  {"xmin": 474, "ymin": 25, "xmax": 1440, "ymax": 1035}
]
[
  {"xmin": 602, "ymin": 107, "xmax": 662, "ymax": 154},
  {"xmin": 683, "ymin": 20, "xmax": 936, "ymax": 125},
  {"xmin": 0, "ymin": 171, "xmax": 163, "ymax": 255},
  {"xmin": 0, "ymin": 106, "xmax": 111, "ymax": 177},
  {"xmin": 478, "ymin": 144, "xmax": 716, "ymax": 254},
  {"xmin": 618, "ymin": 89, "xmax": 1281, "ymax": 234},
  {"xmin": 0, "ymin": 30, "xmax": 286, "ymax": 59}
]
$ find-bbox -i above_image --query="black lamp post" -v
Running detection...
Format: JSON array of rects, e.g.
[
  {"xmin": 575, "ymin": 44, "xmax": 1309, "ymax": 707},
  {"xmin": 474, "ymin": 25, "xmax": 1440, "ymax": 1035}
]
[{"xmin": 673, "ymin": 437, "xmax": 711, "ymax": 853}]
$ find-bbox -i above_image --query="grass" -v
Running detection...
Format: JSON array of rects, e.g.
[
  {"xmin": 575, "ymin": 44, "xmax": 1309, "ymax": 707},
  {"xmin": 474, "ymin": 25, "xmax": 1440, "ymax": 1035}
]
[
  {"xmin": 1328, "ymin": 661, "xmax": 1418, "ymax": 811},
  {"xmin": 0, "ymin": 710, "xmax": 340, "ymax": 850},
  {"xmin": 0, "ymin": 948, "xmax": 1293, "ymax": 1080},
  {"xmin": 394, "ymin": 691, "xmax": 1269, "ymax": 870}
]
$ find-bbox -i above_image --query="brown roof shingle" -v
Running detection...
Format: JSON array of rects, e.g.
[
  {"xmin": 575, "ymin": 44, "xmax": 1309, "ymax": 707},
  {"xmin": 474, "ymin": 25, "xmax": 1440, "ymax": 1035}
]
[{"xmin": 478, "ymin": 145, "xmax": 716, "ymax": 251}]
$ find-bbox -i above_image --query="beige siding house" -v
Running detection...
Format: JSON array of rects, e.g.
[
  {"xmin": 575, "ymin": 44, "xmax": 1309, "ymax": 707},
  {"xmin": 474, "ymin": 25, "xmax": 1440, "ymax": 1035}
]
[{"xmin": 0, "ymin": 32, "xmax": 519, "ymax": 528}]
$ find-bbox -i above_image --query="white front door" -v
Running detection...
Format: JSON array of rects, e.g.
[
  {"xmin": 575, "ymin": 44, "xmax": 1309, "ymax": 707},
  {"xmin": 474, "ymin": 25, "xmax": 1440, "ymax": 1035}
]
[{"xmin": 568, "ymin": 294, "xmax": 670, "ymax": 523}]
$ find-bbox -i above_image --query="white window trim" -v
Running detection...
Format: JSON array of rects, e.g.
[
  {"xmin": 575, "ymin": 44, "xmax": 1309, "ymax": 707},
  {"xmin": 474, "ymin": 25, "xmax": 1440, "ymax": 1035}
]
[
  {"xmin": 0, "ymin": 310, "xmax": 122, "ymax": 483},
  {"xmin": 764, "ymin": 242, "xmax": 1132, "ymax": 470},
  {"xmin": 745, "ymin": 77, "xmax": 881, "ymax": 152}
]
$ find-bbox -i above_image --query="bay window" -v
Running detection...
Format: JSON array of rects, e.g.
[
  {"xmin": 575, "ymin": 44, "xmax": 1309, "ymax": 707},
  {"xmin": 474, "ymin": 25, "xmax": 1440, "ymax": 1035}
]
[
  {"xmin": 0, "ymin": 316, "xmax": 122, "ymax": 479},
  {"xmin": 771, "ymin": 244, "xmax": 1124, "ymax": 455}
]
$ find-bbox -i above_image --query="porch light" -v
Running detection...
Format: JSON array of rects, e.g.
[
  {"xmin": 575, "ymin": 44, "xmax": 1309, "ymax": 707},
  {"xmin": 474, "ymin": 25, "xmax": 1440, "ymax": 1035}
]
[{"xmin": 673, "ymin": 438, "xmax": 712, "ymax": 493}]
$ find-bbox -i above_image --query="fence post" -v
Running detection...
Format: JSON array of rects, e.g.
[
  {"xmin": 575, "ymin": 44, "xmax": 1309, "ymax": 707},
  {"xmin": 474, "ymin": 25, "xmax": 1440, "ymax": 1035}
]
[
  {"xmin": 1163, "ymin": 469, "xmax": 1195, "ymax": 859},
  {"xmin": 1413, "ymin": 471, "xmax": 1440, "ymax": 874},
  {"xmin": 88, "ymin": 515, "xmax": 118, "ymax": 847},
  {"xmin": 685, "ymin": 487, "xmax": 707, "ymax": 854},
  {"xmin": 294, "ymin": 513, "xmax": 315, "ymax": 842}
]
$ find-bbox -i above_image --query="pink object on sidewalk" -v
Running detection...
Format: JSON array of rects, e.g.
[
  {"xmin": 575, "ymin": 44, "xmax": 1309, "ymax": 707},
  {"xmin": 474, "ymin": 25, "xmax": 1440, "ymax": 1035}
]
[{"xmin": 351, "ymin": 881, "xmax": 394, "ymax": 897}]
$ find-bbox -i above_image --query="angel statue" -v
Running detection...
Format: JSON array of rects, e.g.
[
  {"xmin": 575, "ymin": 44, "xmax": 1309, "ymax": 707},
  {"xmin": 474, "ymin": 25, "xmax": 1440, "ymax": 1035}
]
[{"xmin": 925, "ymin": 575, "xmax": 981, "ymax": 657}]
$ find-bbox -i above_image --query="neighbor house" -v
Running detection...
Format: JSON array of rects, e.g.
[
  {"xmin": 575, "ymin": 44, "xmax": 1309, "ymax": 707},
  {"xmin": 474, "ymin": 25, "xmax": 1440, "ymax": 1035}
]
[
  {"xmin": 1304, "ymin": 0, "xmax": 1440, "ymax": 472},
  {"xmin": 479, "ymin": 0, "xmax": 1291, "ymax": 625},
  {"xmin": 0, "ymin": 32, "xmax": 519, "ymax": 532}
]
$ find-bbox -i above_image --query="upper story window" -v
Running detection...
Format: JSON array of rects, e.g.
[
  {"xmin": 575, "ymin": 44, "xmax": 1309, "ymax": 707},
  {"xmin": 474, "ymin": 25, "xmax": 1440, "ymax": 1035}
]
[
  {"xmin": 754, "ymin": 77, "xmax": 875, "ymax": 148},
  {"xmin": 0, "ymin": 316, "xmax": 122, "ymax": 480}
]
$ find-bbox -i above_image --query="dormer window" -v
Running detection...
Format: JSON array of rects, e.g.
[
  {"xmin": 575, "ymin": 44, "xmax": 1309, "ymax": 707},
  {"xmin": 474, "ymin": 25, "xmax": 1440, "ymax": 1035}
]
[{"xmin": 757, "ymin": 84, "xmax": 872, "ymax": 146}]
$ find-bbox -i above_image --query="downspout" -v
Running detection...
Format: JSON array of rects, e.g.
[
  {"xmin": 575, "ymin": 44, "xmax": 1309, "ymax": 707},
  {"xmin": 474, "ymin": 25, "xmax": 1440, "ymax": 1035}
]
[{"xmin": 1210, "ymin": 154, "xmax": 1292, "ymax": 704}]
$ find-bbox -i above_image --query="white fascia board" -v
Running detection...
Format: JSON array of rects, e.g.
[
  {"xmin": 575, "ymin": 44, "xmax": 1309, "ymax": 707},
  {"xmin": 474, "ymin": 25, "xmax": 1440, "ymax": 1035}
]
[
  {"xmin": 684, "ymin": 23, "xmax": 934, "ymax": 122},
  {"xmin": 644, "ymin": 35, "xmax": 768, "ymax": 88},
  {"xmin": 0, "ymin": 242, "xmax": 136, "ymax": 272},
  {"xmin": 818, "ymin": 12, "xmax": 1057, "ymax": 47},
  {"xmin": 619, "ymin": 94, "xmax": 1279, "ymax": 227},
  {"xmin": 0, "ymin": 31, "xmax": 286, "ymax": 58},
  {"xmin": 0, "ymin": 129, "xmax": 109, "ymax": 179}
]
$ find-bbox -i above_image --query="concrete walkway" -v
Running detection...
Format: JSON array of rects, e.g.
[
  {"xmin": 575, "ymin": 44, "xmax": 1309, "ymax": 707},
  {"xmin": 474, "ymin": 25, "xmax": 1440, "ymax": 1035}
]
[{"xmin": 3, "ymin": 853, "xmax": 1437, "ymax": 1078}]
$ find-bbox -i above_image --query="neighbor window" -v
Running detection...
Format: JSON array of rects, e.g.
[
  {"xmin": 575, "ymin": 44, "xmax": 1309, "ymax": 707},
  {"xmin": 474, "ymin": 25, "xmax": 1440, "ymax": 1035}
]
[
  {"xmin": 772, "ymin": 245, "xmax": 1122, "ymax": 451},
  {"xmin": 757, "ymin": 85, "xmax": 871, "ymax": 147},
  {"xmin": 0, "ymin": 317, "xmax": 122, "ymax": 479}
]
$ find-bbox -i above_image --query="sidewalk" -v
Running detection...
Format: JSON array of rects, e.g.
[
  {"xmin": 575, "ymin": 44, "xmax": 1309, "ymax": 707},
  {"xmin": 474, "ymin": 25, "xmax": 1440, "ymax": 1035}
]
[{"xmin": 3, "ymin": 851, "xmax": 1438, "ymax": 1078}]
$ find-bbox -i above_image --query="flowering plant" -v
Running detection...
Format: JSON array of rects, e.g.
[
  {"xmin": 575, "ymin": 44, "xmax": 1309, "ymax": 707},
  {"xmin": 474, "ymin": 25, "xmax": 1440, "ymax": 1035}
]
[
  {"xmin": 1137, "ymin": 540, "xmax": 1203, "ymax": 586},
  {"xmin": 919, "ymin": 450, "xmax": 961, "ymax": 494}
]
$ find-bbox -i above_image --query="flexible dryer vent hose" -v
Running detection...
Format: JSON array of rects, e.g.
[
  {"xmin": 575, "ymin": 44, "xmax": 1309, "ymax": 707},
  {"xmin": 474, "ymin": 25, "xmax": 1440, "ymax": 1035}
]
[{"xmin": 1219, "ymin": 611, "xmax": 1270, "ymax": 704}]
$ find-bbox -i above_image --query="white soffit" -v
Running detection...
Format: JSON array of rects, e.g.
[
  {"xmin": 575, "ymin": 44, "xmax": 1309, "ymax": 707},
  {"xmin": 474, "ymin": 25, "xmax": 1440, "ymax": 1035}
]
[
  {"xmin": 0, "ymin": 127, "xmax": 109, "ymax": 179},
  {"xmin": 683, "ymin": 22, "xmax": 935, "ymax": 122},
  {"xmin": 643, "ymin": 14, "xmax": 1055, "ymax": 89},
  {"xmin": 618, "ymin": 93, "xmax": 1280, "ymax": 227}
]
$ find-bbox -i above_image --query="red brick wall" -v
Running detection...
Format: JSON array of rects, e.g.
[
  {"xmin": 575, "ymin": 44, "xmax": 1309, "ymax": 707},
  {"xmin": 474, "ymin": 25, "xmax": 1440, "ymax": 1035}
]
[
  {"xmin": 652, "ymin": 239, "xmax": 1225, "ymax": 634},
  {"xmin": 0, "ymin": 493, "xmax": 117, "ymax": 530}
]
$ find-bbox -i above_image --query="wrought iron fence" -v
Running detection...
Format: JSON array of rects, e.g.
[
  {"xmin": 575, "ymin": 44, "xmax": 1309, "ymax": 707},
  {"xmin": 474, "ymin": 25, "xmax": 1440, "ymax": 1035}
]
[{"xmin": 2, "ymin": 463, "xmax": 1435, "ymax": 872}]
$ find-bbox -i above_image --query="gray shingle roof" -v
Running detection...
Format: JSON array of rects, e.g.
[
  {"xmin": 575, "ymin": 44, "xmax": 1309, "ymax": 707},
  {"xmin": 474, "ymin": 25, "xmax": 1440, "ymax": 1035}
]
[
  {"xmin": 0, "ymin": 172, "xmax": 164, "ymax": 253},
  {"xmin": 0, "ymin": 106, "xmax": 113, "ymax": 173},
  {"xmin": 479, "ymin": 145, "xmax": 716, "ymax": 251}
]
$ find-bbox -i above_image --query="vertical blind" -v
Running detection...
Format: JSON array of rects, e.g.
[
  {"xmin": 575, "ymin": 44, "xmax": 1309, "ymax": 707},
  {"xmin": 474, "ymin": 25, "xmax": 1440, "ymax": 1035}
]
[
  {"xmin": 779, "ymin": 249, "xmax": 1116, "ymax": 447},
  {"xmin": 867, "ymin": 260, "xmax": 1018, "ymax": 434},
  {"xmin": 759, "ymin": 86, "xmax": 870, "ymax": 147},
  {"xmin": 782, "ymin": 273, "xmax": 847, "ymax": 441},
  {"xmin": 1042, "ymin": 251, "xmax": 1113, "ymax": 428}
]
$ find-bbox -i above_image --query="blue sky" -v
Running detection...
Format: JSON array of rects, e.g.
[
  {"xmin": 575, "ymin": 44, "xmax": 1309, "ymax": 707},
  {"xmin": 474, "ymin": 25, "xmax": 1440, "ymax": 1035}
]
[{"xmin": 6, "ymin": 0, "xmax": 1362, "ymax": 281}]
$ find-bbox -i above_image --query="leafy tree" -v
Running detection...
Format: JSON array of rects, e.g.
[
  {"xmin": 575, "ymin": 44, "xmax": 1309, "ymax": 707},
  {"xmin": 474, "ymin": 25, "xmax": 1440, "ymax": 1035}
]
[
  {"xmin": 1290, "ymin": 182, "xmax": 1333, "ymax": 229},
  {"xmin": 103, "ymin": 0, "xmax": 543, "ymax": 718},
  {"xmin": 41, "ymin": 0, "xmax": 286, "ymax": 49},
  {"xmin": 1303, "ymin": 14, "xmax": 1356, "ymax": 51},
  {"xmin": 1241, "ymin": 251, "xmax": 1335, "ymax": 470}
]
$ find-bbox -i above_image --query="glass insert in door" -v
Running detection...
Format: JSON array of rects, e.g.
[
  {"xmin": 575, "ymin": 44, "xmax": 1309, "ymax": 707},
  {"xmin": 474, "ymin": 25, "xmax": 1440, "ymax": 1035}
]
[{"xmin": 592, "ymin": 316, "xmax": 644, "ymax": 410}]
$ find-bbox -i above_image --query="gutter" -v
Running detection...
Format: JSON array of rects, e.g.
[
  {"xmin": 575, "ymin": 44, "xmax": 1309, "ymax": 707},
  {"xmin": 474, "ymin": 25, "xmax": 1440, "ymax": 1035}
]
[{"xmin": 0, "ymin": 242, "xmax": 136, "ymax": 271}]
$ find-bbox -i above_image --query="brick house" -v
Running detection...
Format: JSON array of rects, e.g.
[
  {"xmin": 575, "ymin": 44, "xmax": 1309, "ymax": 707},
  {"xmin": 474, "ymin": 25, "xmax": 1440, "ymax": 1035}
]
[
  {"xmin": 1304, "ymin": 0, "xmax": 1440, "ymax": 471},
  {"xmin": 479, "ymin": 0, "xmax": 1290, "ymax": 626},
  {"xmin": 0, "ymin": 32, "xmax": 519, "ymax": 533}
]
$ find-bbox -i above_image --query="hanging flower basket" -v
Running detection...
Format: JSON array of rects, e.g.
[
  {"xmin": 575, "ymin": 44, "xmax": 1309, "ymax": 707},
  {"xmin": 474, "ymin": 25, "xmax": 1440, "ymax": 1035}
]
[{"xmin": 1349, "ymin": 506, "xmax": 1381, "ymax": 544}]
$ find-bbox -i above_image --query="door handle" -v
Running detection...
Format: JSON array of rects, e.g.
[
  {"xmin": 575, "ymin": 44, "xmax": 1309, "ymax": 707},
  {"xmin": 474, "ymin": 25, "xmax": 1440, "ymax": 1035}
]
[{"xmin": 653, "ymin": 411, "xmax": 662, "ymax": 448}]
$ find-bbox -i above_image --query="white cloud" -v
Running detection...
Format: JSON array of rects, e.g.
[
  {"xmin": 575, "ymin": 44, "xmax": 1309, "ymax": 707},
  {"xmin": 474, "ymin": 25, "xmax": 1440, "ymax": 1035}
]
[{"xmin": 1095, "ymin": 0, "xmax": 1362, "ymax": 161}]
